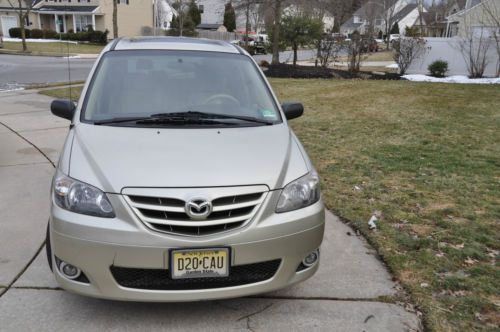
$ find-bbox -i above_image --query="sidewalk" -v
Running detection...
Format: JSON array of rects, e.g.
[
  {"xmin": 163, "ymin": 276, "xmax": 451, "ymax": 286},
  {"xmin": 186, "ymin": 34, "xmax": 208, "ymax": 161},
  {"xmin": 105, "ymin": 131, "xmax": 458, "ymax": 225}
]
[{"xmin": 0, "ymin": 89, "xmax": 421, "ymax": 331}]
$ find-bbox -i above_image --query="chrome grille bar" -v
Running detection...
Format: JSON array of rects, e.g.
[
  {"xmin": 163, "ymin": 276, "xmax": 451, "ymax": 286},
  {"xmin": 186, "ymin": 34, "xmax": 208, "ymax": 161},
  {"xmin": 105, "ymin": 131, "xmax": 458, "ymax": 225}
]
[{"xmin": 123, "ymin": 186, "xmax": 268, "ymax": 236}]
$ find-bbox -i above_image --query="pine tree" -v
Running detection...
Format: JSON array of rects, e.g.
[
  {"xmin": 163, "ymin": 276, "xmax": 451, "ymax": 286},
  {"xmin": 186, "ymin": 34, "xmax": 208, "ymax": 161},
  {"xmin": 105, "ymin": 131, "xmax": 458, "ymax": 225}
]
[
  {"xmin": 390, "ymin": 22, "xmax": 399, "ymax": 34},
  {"xmin": 223, "ymin": 2, "xmax": 237, "ymax": 32},
  {"xmin": 188, "ymin": 0, "xmax": 201, "ymax": 26}
]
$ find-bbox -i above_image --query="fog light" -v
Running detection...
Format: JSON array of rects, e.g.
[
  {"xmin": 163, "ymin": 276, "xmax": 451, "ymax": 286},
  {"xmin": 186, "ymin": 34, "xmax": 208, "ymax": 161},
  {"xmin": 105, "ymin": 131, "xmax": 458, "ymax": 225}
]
[
  {"xmin": 59, "ymin": 261, "xmax": 81, "ymax": 280},
  {"xmin": 302, "ymin": 249, "xmax": 319, "ymax": 267}
]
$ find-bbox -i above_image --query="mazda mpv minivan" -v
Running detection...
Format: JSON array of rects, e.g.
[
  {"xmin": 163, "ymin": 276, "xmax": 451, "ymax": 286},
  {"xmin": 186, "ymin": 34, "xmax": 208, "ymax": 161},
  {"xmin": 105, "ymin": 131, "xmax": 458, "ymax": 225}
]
[{"xmin": 47, "ymin": 37, "xmax": 325, "ymax": 301}]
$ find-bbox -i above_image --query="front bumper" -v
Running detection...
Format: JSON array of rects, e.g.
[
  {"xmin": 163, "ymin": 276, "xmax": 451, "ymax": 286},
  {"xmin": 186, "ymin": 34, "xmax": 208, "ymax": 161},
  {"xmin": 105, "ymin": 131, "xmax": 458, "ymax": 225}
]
[{"xmin": 50, "ymin": 194, "xmax": 325, "ymax": 302}]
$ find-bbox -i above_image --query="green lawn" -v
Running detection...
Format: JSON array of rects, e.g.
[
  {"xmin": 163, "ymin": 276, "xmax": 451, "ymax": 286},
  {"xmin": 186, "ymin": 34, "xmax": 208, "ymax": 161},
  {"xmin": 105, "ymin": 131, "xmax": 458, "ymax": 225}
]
[
  {"xmin": 1, "ymin": 41, "xmax": 104, "ymax": 55},
  {"xmin": 39, "ymin": 79, "xmax": 500, "ymax": 331}
]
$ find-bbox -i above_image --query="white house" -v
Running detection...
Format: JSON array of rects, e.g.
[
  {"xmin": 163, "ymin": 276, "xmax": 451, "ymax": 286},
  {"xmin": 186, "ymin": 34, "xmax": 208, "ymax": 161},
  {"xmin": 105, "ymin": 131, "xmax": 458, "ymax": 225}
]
[
  {"xmin": 340, "ymin": 0, "xmax": 426, "ymax": 36},
  {"xmin": 393, "ymin": 3, "xmax": 425, "ymax": 35}
]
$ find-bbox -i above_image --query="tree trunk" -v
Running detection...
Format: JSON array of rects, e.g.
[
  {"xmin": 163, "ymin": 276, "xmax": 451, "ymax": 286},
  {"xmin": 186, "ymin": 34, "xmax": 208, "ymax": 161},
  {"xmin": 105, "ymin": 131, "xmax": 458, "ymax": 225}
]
[
  {"xmin": 113, "ymin": 0, "xmax": 118, "ymax": 38},
  {"xmin": 385, "ymin": 22, "xmax": 390, "ymax": 50},
  {"xmin": 293, "ymin": 43, "xmax": 298, "ymax": 66},
  {"xmin": 245, "ymin": 2, "xmax": 250, "ymax": 49},
  {"xmin": 417, "ymin": 0, "xmax": 424, "ymax": 36},
  {"xmin": 20, "ymin": 13, "xmax": 27, "ymax": 52},
  {"xmin": 271, "ymin": 0, "xmax": 282, "ymax": 65}
]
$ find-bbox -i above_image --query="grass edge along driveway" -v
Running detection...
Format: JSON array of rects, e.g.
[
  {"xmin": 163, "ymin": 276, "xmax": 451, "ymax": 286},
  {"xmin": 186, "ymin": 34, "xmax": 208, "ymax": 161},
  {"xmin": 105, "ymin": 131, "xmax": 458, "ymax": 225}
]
[{"xmin": 40, "ymin": 79, "xmax": 500, "ymax": 331}]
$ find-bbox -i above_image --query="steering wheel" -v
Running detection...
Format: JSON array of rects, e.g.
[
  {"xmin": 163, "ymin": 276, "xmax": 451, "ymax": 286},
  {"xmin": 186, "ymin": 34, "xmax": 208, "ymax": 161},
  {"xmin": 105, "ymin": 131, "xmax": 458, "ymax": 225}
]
[{"xmin": 203, "ymin": 94, "xmax": 240, "ymax": 107}]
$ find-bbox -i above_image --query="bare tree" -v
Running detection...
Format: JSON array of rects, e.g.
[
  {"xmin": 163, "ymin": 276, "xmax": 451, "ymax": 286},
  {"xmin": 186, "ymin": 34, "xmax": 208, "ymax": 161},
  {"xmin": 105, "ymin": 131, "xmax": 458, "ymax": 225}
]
[
  {"xmin": 322, "ymin": 0, "xmax": 357, "ymax": 32},
  {"xmin": 113, "ymin": 0, "xmax": 118, "ymax": 38},
  {"xmin": 456, "ymin": 3, "xmax": 494, "ymax": 78},
  {"xmin": 392, "ymin": 37, "xmax": 429, "ymax": 75},
  {"xmin": 171, "ymin": 0, "xmax": 189, "ymax": 36},
  {"xmin": 363, "ymin": 1, "xmax": 382, "ymax": 36},
  {"xmin": 417, "ymin": 0, "xmax": 425, "ymax": 36},
  {"xmin": 347, "ymin": 31, "xmax": 365, "ymax": 72},
  {"xmin": 380, "ymin": 0, "xmax": 397, "ymax": 49},
  {"xmin": 6, "ymin": 0, "xmax": 36, "ymax": 52},
  {"xmin": 234, "ymin": 0, "xmax": 261, "ymax": 48},
  {"xmin": 318, "ymin": 35, "xmax": 345, "ymax": 68},
  {"xmin": 481, "ymin": 0, "xmax": 500, "ymax": 76},
  {"xmin": 271, "ymin": 0, "xmax": 284, "ymax": 65}
]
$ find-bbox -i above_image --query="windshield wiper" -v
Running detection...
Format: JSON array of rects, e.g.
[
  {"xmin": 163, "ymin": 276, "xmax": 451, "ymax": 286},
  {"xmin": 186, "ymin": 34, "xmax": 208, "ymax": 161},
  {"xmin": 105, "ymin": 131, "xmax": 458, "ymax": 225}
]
[
  {"xmin": 151, "ymin": 111, "xmax": 274, "ymax": 125},
  {"xmin": 92, "ymin": 111, "xmax": 274, "ymax": 126},
  {"xmin": 93, "ymin": 116, "xmax": 153, "ymax": 125}
]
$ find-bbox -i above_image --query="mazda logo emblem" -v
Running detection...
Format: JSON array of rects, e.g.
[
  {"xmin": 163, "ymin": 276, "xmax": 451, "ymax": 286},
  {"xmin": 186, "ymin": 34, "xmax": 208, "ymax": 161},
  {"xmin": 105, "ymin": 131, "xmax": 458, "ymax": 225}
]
[{"xmin": 185, "ymin": 198, "xmax": 212, "ymax": 220}]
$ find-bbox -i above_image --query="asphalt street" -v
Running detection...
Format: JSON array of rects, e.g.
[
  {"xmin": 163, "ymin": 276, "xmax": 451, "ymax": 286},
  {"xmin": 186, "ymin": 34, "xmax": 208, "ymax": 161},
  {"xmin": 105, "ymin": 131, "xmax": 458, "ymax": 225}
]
[
  {"xmin": 0, "ymin": 50, "xmax": 316, "ymax": 91},
  {"xmin": 0, "ymin": 54, "xmax": 95, "ymax": 91},
  {"xmin": 0, "ymin": 89, "xmax": 421, "ymax": 331}
]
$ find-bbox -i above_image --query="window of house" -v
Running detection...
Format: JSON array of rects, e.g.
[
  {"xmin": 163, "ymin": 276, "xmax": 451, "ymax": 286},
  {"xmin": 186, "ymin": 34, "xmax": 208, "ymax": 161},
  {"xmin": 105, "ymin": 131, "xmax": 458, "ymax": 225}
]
[
  {"xmin": 199, "ymin": 4, "xmax": 204, "ymax": 13},
  {"xmin": 75, "ymin": 15, "xmax": 93, "ymax": 32}
]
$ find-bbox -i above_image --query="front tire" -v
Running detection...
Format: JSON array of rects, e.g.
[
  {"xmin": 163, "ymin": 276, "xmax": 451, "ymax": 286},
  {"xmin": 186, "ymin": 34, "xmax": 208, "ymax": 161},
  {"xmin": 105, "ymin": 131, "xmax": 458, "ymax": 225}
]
[{"xmin": 46, "ymin": 221, "xmax": 53, "ymax": 272}]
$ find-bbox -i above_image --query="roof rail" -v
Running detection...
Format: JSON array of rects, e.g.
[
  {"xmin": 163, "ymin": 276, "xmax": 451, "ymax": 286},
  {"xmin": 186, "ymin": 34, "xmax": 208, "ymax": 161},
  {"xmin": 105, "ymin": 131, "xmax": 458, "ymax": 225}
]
[{"xmin": 110, "ymin": 37, "xmax": 122, "ymax": 51}]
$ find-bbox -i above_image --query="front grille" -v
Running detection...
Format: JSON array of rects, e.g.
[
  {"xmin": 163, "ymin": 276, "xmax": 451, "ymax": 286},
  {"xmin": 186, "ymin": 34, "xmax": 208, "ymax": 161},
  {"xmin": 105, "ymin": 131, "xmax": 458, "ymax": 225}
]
[
  {"xmin": 110, "ymin": 259, "xmax": 281, "ymax": 290},
  {"xmin": 124, "ymin": 189, "xmax": 267, "ymax": 236}
]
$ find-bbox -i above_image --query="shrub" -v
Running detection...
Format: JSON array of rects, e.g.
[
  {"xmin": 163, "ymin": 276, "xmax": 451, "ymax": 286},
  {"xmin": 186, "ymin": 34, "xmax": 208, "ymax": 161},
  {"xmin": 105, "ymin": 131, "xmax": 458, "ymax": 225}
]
[
  {"xmin": 42, "ymin": 29, "xmax": 58, "ymax": 39},
  {"xmin": 30, "ymin": 29, "xmax": 43, "ymax": 39},
  {"xmin": 9, "ymin": 27, "xmax": 30, "ymax": 38},
  {"xmin": 428, "ymin": 60, "xmax": 448, "ymax": 77},
  {"xmin": 52, "ymin": 29, "xmax": 107, "ymax": 44},
  {"xmin": 244, "ymin": 45, "xmax": 256, "ymax": 55},
  {"xmin": 89, "ymin": 29, "xmax": 108, "ymax": 44},
  {"xmin": 259, "ymin": 60, "xmax": 270, "ymax": 67},
  {"xmin": 71, "ymin": 32, "xmax": 91, "ymax": 42}
]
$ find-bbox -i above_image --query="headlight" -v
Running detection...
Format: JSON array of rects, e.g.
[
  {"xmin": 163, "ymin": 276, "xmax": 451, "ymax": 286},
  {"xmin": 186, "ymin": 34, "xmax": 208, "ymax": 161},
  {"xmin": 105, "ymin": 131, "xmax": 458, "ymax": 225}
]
[
  {"xmin": 276, "ymin": 170, "xmax": 321, "ymax": 213},
  {"xmin": 53, "ymin": 170, "xmax": 115, "ymax": 218}
]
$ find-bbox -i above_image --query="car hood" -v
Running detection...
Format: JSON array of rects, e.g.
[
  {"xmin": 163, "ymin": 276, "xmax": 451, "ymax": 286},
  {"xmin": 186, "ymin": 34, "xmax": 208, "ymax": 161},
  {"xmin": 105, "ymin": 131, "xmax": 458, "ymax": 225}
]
[{"xmin": 68, "ymin": 123, "xmax": 309, "ymax": 193}]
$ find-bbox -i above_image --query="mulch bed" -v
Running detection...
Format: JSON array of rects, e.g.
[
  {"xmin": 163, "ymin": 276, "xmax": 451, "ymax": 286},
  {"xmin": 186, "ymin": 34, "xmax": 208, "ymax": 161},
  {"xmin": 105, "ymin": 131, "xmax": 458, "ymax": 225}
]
[{"xmin": 263, "ymin": 64, "xmax": 400, "ymax": 80}]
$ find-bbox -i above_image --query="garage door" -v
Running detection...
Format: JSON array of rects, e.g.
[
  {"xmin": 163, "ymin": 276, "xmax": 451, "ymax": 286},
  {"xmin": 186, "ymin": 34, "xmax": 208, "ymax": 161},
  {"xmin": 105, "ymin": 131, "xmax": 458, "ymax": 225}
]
[{"xmin": 1, "ymin": 16, "xmax": 19, "ymax": 37}]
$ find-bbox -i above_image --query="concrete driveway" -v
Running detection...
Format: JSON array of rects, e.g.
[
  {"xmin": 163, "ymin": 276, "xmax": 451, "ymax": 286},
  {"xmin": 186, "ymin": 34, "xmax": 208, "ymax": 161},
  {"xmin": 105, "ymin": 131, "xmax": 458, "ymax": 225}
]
[{"xmin": 0, "ymin": 90, "xmax": 421, "ymax": 331}]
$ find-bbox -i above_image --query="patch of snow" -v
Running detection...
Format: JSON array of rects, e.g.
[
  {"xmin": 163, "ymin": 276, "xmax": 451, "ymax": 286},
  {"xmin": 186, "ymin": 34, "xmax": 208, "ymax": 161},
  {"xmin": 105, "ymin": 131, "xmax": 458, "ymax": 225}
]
[
  {"xmin": 0, "ymin": 83, "xmax": 25, "ymax": 92},
  {"xmin": 4, "ymin": 37, "xmax": 78, "ymax": 44},
  {"xmin": 402, "ymin": 74, "xmax": 500, "ymax": 84},
  {"xmin": 385, "ymin": 63, "xmax": 399, "ymax": 69}
]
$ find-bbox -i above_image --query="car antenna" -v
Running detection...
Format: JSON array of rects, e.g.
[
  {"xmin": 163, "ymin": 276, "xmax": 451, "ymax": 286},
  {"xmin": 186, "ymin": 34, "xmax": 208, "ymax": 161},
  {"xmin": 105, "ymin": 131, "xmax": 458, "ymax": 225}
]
[{"xmin": 64, "ymin": 3, "xmax": 72, "ymax": 102}]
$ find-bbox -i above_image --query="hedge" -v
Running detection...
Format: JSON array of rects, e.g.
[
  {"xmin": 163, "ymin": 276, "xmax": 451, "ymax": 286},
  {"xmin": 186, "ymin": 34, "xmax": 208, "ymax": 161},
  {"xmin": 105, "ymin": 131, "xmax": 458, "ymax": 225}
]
[{"xmin": 8, "ymin": 27, "xmax": 108, "ymax": 44}]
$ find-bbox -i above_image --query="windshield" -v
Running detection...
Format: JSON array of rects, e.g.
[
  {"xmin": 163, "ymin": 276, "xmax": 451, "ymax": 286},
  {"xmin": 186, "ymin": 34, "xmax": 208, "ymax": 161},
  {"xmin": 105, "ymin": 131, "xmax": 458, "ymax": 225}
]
[{"xmin": 81, "ymin": 50, "xmax": 281, "ymax": 126}]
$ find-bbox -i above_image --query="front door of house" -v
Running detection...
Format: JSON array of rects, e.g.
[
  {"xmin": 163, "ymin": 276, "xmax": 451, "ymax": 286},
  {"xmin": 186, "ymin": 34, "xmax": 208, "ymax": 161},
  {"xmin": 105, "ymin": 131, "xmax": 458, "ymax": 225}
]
[{"xmin": 56, "ymin": 15, "xmax": 65, "ymax": 33}]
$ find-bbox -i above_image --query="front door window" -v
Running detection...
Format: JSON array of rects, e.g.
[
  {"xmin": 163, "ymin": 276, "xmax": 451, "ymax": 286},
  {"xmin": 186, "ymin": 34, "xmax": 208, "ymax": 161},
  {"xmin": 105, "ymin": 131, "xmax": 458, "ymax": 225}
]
[{"xmin": 56, "ymin": 15, "xmax": 65, "ymax": 33}]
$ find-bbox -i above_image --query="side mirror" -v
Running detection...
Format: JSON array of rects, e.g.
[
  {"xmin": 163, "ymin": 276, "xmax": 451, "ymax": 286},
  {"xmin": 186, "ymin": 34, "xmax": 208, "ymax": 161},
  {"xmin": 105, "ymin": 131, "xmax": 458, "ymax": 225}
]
[
  {"xmin": 51, "ymin": 100, "xmax": 76, "ymax": 121},
  {"xmin": 282, "ymin": 102, "xmax": 304, "ymax": 120}
]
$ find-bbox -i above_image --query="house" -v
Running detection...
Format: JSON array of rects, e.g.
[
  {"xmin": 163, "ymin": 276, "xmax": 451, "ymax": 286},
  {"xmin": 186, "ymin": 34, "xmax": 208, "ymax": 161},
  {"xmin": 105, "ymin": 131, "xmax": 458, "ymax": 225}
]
[
  {"xmin": 0, "ymin": 0, "xmax": 155, "ymax": 38},
  {"xmin": 340, "ymin": 0, "xmax": 426, "ymax": 36},
  {"xmin": 421, "ymin": 1, "xmax": 451, "ymax": 37},
  {"xmin": 340, "ymin": 2, "xmax": 387, "ymax": 36},
  {"xmin": 446, "ymin": 0, "xmax": 499, "ymax": 37},
  {"xmin": 283, "ymin": 4, "xmax": 336, "ymax": 33},
  {"xmin": 392, "ymin": 3, "xmax": 424, "ymax": 34}
]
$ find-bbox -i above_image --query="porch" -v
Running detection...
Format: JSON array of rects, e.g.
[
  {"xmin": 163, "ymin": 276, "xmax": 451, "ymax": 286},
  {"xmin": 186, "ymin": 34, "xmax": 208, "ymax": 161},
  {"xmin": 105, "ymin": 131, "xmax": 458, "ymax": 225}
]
[{"xmin": 36, "ymin": 5, "xmax": 104, "ymax": 33}]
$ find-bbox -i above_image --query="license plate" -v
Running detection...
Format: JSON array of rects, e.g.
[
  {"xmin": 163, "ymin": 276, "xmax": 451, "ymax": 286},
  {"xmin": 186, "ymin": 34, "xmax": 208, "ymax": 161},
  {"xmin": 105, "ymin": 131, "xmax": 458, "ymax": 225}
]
[{"xmin": 170, "ymin": 248, "xmax": 230, "ymax": 279}]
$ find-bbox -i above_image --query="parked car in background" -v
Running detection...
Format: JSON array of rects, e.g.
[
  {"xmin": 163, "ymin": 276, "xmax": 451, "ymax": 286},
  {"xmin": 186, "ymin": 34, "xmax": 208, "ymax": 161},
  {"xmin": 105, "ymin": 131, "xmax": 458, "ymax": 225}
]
[
  {"xmin": 46, "ymin": 37, "xmax": 325, "ymax": 302},
  {"xmin": 389, "ymin": 34, "xmax": 400, "ymax": 42}
]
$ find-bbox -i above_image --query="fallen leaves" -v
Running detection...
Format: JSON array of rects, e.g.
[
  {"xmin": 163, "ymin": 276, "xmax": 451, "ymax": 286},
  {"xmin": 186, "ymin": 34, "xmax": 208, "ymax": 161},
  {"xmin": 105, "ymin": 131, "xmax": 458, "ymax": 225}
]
[{"xmin": 464, "ymin": 257, "xmax": 479, "ymax": 266}]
